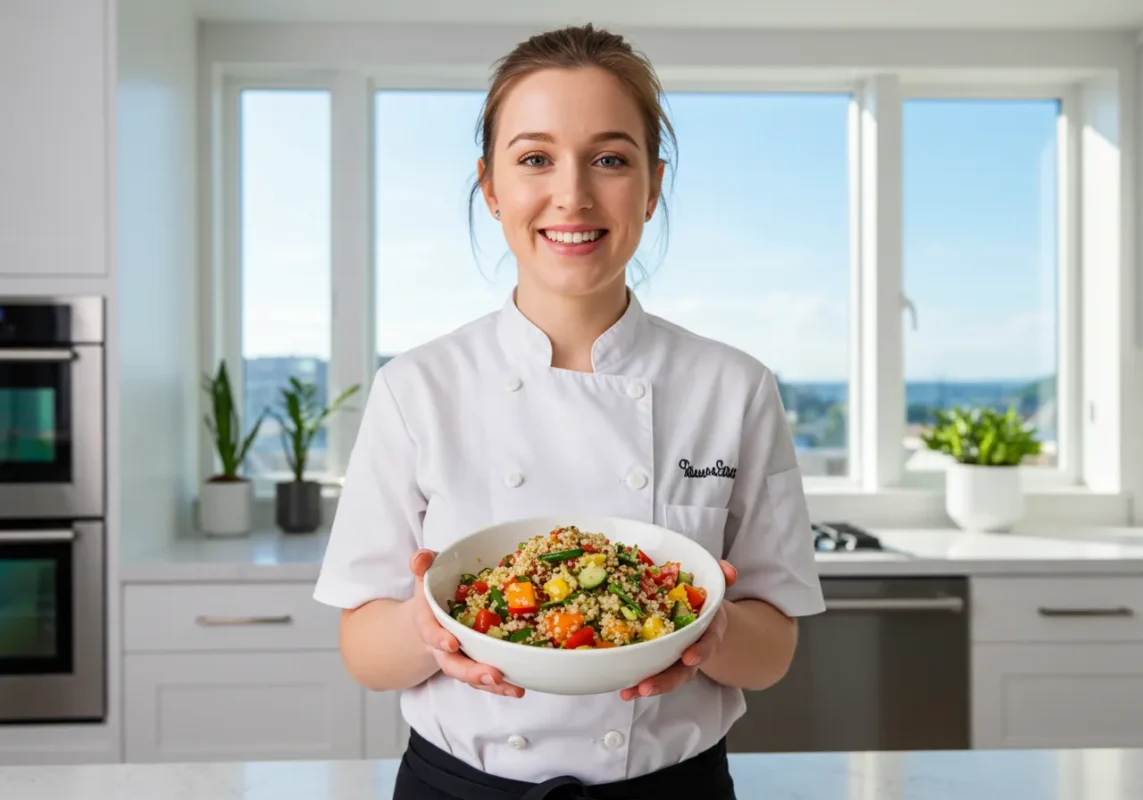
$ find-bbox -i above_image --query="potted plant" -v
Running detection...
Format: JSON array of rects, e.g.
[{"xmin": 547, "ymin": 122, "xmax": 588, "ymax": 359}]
[
  {"xmin": 921, "ymin": 405, "xmax": 1042, "ymax": 532},
  {"xmin": 272, "ymin": 377, "xmax": 360, "ymax": 533},
  {"xmin": 200, "ymin": 360, "xmax": 267, "ymax": 537}
]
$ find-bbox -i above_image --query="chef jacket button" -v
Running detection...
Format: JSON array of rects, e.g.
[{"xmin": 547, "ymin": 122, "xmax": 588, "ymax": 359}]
[
  {"xmin": 626, "ymin": 381, "xmax": 646, "ymax": 399},
  {"xmin": 508, "ymin": 734, "xmax": 528, "ymax": 750},
  {"xmin": 626, "ymin": 472, "xmax": 648, "ymax": 491},
  {"xmin": 505, "ymin": 472, "xmax": 524, "ymax": 488},
  {"xmin": 505, "ymin": 376, "xmax": 523, "ymax": 392},
  {"xmin": 603, "ymin": 730, "xmax": 625, "ymax": 749}
]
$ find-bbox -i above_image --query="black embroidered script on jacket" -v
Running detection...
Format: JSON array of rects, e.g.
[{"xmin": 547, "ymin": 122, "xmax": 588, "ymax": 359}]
[{"xmin": 678, "ymin": 459, "xmax": 737, "ymax": 479}]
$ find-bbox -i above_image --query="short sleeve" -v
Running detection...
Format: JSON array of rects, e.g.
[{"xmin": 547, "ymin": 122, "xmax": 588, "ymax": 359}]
[
  {"xmin": 721, "ymin": 367, "xmax": 825, "ymax": 617},
  {"xmin": 312, "ymin": 367, "xmax": 426, "ymax": 610}
]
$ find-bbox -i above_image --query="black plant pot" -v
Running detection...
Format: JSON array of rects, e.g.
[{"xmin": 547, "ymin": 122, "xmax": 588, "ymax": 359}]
[{"xmin": 275, "ymin": 480, "xmax": 322, "ymax": 534}]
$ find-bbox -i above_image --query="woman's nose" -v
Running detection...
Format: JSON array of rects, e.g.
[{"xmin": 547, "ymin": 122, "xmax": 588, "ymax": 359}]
[{"xmin": 554, "ymin": 162, "xmax": 594, "ymax": 212}]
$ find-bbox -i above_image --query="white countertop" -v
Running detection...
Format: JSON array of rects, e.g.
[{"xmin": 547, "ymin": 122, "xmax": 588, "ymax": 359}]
[
  {"xmin": 3, "ymin": 748, "xmax": 1143, "ymax": 799},
  {"xmin": 118, "ymin": 525, "xmax": 1143, "ymax": 584}
]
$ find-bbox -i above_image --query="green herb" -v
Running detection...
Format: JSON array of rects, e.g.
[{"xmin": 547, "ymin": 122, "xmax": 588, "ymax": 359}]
[
  {"xmin": 460, "ymin": 573, "xmax": 477, "ymax": 586},
  {"xmin": 608, "ymin": 583, "xmax": 643, "ymax": 617},
  {"xmin": 538, "ymin": 548, "xmax": 584, "ymax": 563},
  {"xmin": 508, "ymin": 627, "xmax": 534, "ymax": 642},
  {"xmin": 489, "ymin": 586, "xmax": 508, "ymax": 620}
]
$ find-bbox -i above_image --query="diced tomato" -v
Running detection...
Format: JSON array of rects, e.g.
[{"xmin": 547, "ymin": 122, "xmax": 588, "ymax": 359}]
[
  {"xmin": 637, "ymin": 548, "xmax": 654, "ymax": 566},
  {"xmin": 474, "ymin": 609, "xmax": 501, "ymax": 634},
  {"xmin": 454, "ymin": 584, "xmax": 471, "ymax": 604},
  {"xmin": 509, "ymin": 605, "xmax": 538, "ymax": 616},
  {"xmin": 471, "ymin": 580, "xmax": 489, "ymax": 595},
  {"xmin": 582, "ymin": 543, "xmax": 599, "ymax": 553},
  {"xmin": 563, "ymin": 626, "xmax": 595, "ymax": 649},
  {"xmin": 596, "ymin": 640, "xmax": 618, "ymax": 649},
  {"xmin": 684, "ymin": 584, "xmax": 707, "ymax": 613},
  {"xmin": 653, "ymin": 563, "xmax": 679, "ymax": 589},
  {"xmin": 640, "ymin": 571, "xmax": 657, "ymax": 598}
]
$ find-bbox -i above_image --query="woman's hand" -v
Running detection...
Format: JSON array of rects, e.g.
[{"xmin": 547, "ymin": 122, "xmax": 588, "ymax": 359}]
[
  {"xmin": 619, "ymin": 560, "xmax": 738, "ymax": 701},
  {"xmin": 410, "ymin": 549, "xmax": 525, "ymax": 699}
]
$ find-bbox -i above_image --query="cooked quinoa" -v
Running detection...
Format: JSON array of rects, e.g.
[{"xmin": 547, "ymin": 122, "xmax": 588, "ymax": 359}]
[{"xmin": 446, "ymin": 525, "xmax": 708, "ymax": 649}]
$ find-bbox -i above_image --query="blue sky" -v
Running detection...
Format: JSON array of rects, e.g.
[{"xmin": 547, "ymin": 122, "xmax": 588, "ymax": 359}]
[{"xmin": 240, "ymin": 89, "xmax": 1058, "ymax": 383}]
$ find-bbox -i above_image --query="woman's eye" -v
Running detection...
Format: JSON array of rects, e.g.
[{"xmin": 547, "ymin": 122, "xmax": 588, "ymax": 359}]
[
  {"xmin": 521, "ymin": 154, "xmax": 548, "ymax": 167},
  {"xmin": 598, "ymin": 155, "xmax": 625, "ymax": 168}
]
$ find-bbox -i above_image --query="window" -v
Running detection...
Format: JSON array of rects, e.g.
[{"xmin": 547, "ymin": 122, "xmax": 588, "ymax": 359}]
[
  {"xmin": 238, "ymin": 89, "xmax": 332, "ymax": 480},
  {"xmin": 374, "ymin": 90, "xmax": 513, "ymax": 366},
  {"xmin": 635, "ymin": 92, "xmax": 852, "ymax": 477},
  {"xmin": 902, "ymin": 98, "xmax": 1061, "ymax": 470}
]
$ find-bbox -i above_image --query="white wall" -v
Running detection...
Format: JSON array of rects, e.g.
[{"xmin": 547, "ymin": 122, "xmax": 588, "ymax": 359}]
[{"xmin": 117, "ymin": 0, "xmax": 199, "ymax": 557}]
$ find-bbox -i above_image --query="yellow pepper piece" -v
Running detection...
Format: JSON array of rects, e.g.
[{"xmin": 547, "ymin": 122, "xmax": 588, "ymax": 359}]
[
  {"xmin": 544, "ymin": 577, "xmax": 571, "ymax": 602},
  {"xmin": 640, "ymin": 617, "xmax": 666, "ymax": 641},
  {"xmin": 586, "ymin": 553, "xmax": 607, "ymax": 567},
  {"xmin": 667, "ymin": 585, "xmax": 688, "ymax": 605}
]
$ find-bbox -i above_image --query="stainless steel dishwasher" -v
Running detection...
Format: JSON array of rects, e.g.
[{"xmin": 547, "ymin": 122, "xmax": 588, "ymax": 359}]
[{"xmin": 726, "ymin": 576, "xmax": 971, "ymax": 753}]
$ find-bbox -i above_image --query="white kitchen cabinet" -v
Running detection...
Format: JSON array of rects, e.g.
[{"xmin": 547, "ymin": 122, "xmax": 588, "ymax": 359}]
[
  {"xmin": 971, "ymin": 575, "xmax": 1143, "ymax": 749},
  {"xmin": 124, "ymin": 651, "xmax": 363, "ymax": 763},
  {"xmin": 0, "ymin": 0, "xmax": 112, "ymax": 276},
  {"xmin": 122, "ymin": 581, "xmax": 370, "ymax": 763}
]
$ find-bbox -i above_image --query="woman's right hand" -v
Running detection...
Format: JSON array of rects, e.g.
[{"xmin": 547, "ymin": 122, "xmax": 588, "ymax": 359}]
[{"xmin": 410, "ymin": 549, "xmax": 525, "ymax": 699}]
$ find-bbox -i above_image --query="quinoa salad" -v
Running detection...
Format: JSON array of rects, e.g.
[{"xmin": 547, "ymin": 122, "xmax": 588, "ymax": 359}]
[{"xmin": 446, "ymin": 525, "xmax": 709, "ymax": 649}]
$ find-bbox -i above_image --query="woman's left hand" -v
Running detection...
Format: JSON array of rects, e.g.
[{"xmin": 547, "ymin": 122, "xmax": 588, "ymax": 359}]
[{"xmin": 619, "ymin": 560, "xmax": 738, "ymax": 701}]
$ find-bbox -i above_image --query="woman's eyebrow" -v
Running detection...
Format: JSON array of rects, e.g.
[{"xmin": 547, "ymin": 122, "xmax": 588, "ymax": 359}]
[{"xmin": 506, "ymin": 130, "xmax": 640, "ymax": 149}]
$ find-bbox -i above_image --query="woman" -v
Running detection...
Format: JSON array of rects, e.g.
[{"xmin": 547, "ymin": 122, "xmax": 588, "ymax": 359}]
[{"xmin": 313, "ymin": 23, "xmax": 825, "ymax": 800}]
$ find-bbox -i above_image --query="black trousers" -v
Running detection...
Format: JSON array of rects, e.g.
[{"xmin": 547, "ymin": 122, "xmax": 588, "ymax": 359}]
[{"xmin": 393, "ymin": 728, "xmax": 737, "ymax": 800}]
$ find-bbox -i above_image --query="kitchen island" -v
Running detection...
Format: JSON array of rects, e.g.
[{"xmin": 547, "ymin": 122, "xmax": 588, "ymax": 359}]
[{"xmin": 2, "ymin": 747, "xmax": 1143, "ymax": 799}]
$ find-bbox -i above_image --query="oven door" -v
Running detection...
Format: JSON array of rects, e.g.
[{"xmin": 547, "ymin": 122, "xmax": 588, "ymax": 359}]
[
  {"xmin": 0, "ymin": 346, "xmax": 103, "ymax": 518},
  {"xmin": 0, "ymin": 521, "xmax": 105, "ymax": 723}
]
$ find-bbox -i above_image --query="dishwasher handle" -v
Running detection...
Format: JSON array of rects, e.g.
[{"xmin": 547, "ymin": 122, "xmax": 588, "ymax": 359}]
[
  {"xmin": 1037, "ymin": 606, "xmax": 1134, "ymax": 618},
  {"xmin": 826, "ymin": 596, "xmax": 965, "ymax": 613}
]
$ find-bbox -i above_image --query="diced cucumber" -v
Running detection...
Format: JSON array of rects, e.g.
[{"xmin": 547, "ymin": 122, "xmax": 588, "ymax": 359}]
[
  {"xmin": 486, "ymin": 626, "xmax": 506, "ymax": 639},
  {"xmin": 579, "ymin": 564, "xmax": 607, "ymax": 590},
  {"xmin": 673, "ymin": 613, "xmax": 697, "ymax": 630},
  {"xmin": 620, "ymin": 606, "xmax": 638, "ymax": 621},
  {"xmin": 458, "ymin": 611, "xmax": 476, "ymax": 628},
  {"xmin": 679, "ymin": 572, "xmax": 694, "ymax": 586},
  {"xmin": 616, "ymin": 544, "xmax": 639, "ymax": 567},
  {"xmin": 670, "ymin": 601, "xmax": 686, "ymax": 620},
  {"xmin": 460, "ymin": 573, "xmax": 477, "ymax": 585}
]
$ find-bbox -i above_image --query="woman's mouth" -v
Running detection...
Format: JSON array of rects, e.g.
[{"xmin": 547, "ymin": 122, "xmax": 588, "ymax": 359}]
[{"xmin": 539, "ymin": 228, "xmax": 609, "ymax": 256}]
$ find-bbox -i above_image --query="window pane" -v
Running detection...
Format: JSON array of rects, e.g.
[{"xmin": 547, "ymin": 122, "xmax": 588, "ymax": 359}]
[
  {"xmin": 635, "ymin": 93, "xmax": 852, "ymax": 477},
  {"xmin": 902, "ymin": 99, "xmax": 1059, "ymax": 469},
  {"xmin": 375, "ymin": 90, "xmax": 512, "ymax": 364},
  {"xmin": 239, "ymin": 90, "xmax": 331, "ymax": 480}
]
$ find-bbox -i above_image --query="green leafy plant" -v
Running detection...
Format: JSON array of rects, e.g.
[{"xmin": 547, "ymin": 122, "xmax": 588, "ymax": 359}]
[
  {"xmin": 920, "ymin": 405, "xmax": 1042, "ymax": 466},
  {"xmin": 202, "ymin": 360, "xmax": 266, "ymax": 481},
  {"xmin": 273, "ymin": 378, "xmax": 360, "ymax": 482}
]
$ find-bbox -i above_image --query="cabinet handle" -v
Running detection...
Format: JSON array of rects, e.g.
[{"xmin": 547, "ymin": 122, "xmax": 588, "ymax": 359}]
[
  {"xmin": 0, "ymin": 348, "xmax": 77, "ymax": 362},
  {"xmin": 825, "ymin": 597, "xmax": 965, "ymax": 613},
  {"xmin": 194, "ymin": 615, "xmax": 294, "ymax": 626},
  {"xmin": 1037, "ymin": 606, "xmax": 1135, "ymax": 618}
]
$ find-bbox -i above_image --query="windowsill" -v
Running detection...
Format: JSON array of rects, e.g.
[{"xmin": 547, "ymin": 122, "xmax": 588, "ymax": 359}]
[{"xmin": 240, "ymin": 480, "xmax": 1133, "ymax": 530}]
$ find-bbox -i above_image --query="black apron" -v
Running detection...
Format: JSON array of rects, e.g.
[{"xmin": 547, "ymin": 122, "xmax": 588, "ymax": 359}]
[{"xmin": 394, "ymin": 728, "xmax": 737, "ymax": 800}]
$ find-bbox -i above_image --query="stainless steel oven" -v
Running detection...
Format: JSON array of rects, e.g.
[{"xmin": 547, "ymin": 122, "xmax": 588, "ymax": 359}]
[
  {"xmin": 0, "ymin": 520, "xmax": 105, "ymax": 722},
  {"xmin": 0, "ymin": 297, "xmax": 106, "ymax": 723},
  {"xmin": 0, "ymin": 296, "xmax": 104, "ymax": 520}
]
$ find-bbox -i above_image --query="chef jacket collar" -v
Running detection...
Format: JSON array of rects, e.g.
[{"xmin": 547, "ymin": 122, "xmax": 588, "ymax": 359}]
[{"xmin": 497, "ymin": 287, "xmax": 647, "ymax": 374}]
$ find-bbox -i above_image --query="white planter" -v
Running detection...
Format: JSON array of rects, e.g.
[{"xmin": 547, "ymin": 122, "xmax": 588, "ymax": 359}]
[
  {"xmin": 945, "ymin": 463, "xmax": 1024, "ymax": 533},
  {"xmin": 199, "ymin": 479, "xmax": 253, "ymax": 537}
]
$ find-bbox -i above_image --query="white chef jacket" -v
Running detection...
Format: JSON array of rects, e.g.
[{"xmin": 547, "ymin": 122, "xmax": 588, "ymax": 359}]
[{"xmin": 313, "ymin": 288, "xmax": 825, "ymax": 784}]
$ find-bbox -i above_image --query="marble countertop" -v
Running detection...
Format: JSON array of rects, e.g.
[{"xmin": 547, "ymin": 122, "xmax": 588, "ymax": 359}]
[
  {"xmin": 3, "ymin": 748, "xmax": 1143, "ymax": 799},
  {"xmin": 118, "ymin": 525, "xmax": 1143, "ymax": 584}
]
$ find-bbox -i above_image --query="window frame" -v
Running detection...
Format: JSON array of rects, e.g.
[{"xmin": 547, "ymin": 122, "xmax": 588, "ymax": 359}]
[{"xmin": 203, "ymin": 45, "xmax": 1137, "ymax": 526}]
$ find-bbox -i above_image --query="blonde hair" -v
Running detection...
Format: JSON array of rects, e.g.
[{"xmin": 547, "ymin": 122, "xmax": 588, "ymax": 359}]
[{"xmin": 468, "ymin": 24, "xmax": 677, "ymax": 272}]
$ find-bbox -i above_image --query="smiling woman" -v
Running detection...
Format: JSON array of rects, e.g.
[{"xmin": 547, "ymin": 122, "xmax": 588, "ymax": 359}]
[{"xmin": 315, "ymin": 22, "xmax": 825, "ymax": 800}]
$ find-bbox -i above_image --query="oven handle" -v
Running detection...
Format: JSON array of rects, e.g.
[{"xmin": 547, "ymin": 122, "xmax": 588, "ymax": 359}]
[
  {"xmin": 0, "ymin": 348, "xmax": 78, "ymax": 362},
  {"xmin": 826, "ymin": 597, "xmax": 965, "ymax": 613},
  {"xmin": 0, "ymin": 529, "xmax": 77, "ymax": 543},
  {"xmin": 195, "ymin": 615, "xmax": 295, "ymax": 627}
]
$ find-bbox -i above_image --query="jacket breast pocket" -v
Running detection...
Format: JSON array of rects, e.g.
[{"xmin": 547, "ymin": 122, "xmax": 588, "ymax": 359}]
[{"xmin": 663, "ymin": 504, "xmax": 729, "ymax": 561}]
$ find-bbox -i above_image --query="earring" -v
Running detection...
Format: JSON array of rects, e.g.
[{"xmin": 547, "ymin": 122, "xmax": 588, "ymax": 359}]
[{"xmin": 495, "ymin": 210, "xmax": 501, "ymax": 219}]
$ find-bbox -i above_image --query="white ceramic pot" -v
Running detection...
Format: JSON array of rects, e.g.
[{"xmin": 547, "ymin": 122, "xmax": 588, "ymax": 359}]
[
  {"xmin": 199, "ymin": 479, "xmax": 253, "ymax": 537},
  {"xmin": 945, "ymin": 462, "xmax": 1024, "ymax": 532}
]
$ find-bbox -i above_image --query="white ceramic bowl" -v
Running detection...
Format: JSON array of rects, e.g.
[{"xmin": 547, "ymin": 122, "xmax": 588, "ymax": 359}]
[{"xmin": 424, "ymin": 514, "xmax": 726, "ymax": 696}]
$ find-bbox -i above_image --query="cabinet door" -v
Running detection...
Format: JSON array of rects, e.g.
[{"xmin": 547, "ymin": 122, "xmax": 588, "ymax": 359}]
[
  {"xmin": 0, "ymin": 0, "xmax": 110, "ymax": 276},
  {"xmin": 973, "ymin": 643, "xmax": 1143, "ymax": 749},
  {"xmin": 124, "ymin": 652, "xmax": 365, "ymax": 762}
]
